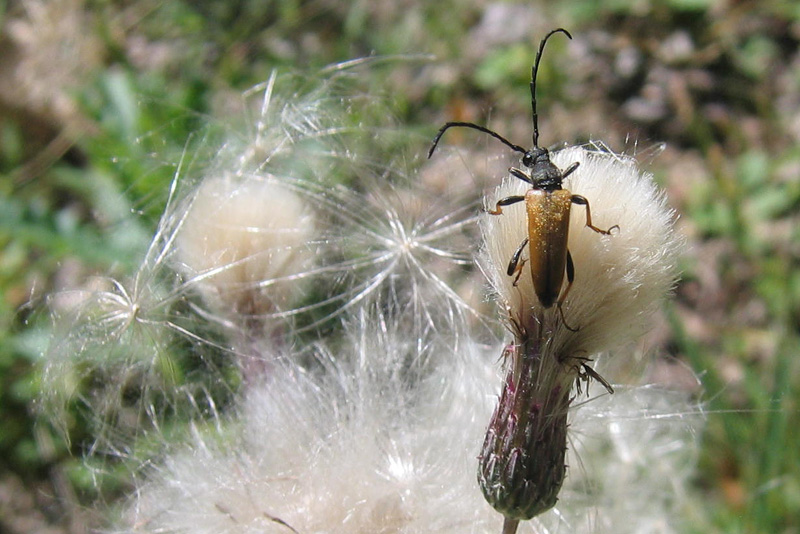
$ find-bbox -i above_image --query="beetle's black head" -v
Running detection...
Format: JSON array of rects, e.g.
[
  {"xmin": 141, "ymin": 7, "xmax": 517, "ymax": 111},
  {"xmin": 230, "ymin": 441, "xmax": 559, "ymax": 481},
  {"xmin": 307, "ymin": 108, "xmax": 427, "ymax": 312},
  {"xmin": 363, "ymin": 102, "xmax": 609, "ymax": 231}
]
[
  {"xmin": 523, "ymin": 147, "xmax": 563, "ymax": 190},
  {"xmin": 522, "ymin": 147, "xmax": 549, "ymax": 168}
]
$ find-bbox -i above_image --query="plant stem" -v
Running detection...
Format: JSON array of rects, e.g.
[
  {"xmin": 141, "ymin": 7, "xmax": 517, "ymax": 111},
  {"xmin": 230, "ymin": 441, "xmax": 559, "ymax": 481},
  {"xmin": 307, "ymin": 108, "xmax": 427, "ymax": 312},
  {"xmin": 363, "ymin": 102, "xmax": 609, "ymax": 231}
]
[{"xmin": 502, "ymin": 517, "xmax": 520, "ymax": 534}]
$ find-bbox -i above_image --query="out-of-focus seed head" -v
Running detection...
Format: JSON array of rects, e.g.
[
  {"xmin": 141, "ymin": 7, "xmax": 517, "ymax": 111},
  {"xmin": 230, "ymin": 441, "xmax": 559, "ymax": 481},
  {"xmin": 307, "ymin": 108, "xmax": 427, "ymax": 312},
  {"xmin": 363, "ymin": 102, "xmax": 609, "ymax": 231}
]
[
  {"xmin": 175, "ymin": 173, "xmax": 315, "ymax": 319},
  {"xmin": 40, "ymin": 64, "xmax": 485, "ymax": 466},
  {"xmin": 119, "ymin": 310, "xmax": 703, "ymax": 534}
]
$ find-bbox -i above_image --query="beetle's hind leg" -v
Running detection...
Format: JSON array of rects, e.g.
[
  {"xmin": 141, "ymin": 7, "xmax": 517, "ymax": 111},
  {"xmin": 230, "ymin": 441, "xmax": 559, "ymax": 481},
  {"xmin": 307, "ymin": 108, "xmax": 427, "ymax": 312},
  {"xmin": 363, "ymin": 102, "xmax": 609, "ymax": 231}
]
[
  {"xmin": 557, "ymin": 250, "xmax": 579, "ymax": 332},
  {"xmin": 571, "ymin": 194, "xmax": 619, "ymax": 235},
  {"xmin": 580, "ymin": 363, "xmax": 614, "ymax": 394}
]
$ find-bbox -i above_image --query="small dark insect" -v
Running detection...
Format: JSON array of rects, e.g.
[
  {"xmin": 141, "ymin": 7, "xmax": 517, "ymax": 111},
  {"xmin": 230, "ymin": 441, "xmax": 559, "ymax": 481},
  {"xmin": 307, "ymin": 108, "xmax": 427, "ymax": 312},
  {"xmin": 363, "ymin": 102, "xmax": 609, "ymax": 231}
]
[{"xmin": 428, "ymin": 28, "xmax": 618, "ymax": 330}]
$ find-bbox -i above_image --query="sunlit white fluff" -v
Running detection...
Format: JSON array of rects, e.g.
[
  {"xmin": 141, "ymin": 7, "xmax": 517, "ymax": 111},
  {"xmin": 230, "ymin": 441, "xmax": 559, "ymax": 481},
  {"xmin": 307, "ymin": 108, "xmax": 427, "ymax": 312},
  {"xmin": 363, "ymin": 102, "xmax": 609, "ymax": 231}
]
[
  {"xmin": 120, "ymin": 313, "xmax": 702, "ymax": 534},
  {"xmin": 41, "ymin": 162, "xmax": 203, "ymax": 442},
  {"xmin": 482, "ymin": 145, "xmax": 683, "ymax": 358},
  {"xmin": 174, "ymin": 173, "xmax": 315, "ymax": 318},
  {"xmin": 181, "ymin": 69, "xmax": 484, "ymax": 334},
  {"xmin": 42, "ymin": 65, "xmax": 483, "ymax": 441}
]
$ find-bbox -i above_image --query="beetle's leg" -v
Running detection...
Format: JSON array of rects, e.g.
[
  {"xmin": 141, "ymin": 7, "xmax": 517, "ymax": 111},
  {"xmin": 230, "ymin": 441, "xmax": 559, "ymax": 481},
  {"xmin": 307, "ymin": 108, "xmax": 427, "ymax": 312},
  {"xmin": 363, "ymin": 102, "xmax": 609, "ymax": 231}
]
[
  {"xmin": 557, "ymin": 250, "xmax": 579, "ymax": 332},
  {"xmin": 561, "ymin": 161, "xmax": 580, "ymax": 178},
  {"xmin": 571, "ymin": 194, "xmax": 620, "ymax": 234},
  {"xmin": 500, "ymin": 343, "xmax": 517, "ymax": 365},
  {"xmin": 581, "ymin": 363, "xmax": 614, "ymax": 394},
  {"xmin": 562, "ymin": 249, "xmax": 576, "ymax": 300},
  {"xmin": 487, "ymin": 195, "xmax": 525, "ymax": 215},
  {"xmin": 509, "ymin": 167, "xmax": 533, "ymax": 184},
  {"xmin": 557, "ymin": 303, "xmax": 578, "ymax": 332},
  {"xmin": 507, "ymin": 237, "xmax": 529, "ymax": 286}
]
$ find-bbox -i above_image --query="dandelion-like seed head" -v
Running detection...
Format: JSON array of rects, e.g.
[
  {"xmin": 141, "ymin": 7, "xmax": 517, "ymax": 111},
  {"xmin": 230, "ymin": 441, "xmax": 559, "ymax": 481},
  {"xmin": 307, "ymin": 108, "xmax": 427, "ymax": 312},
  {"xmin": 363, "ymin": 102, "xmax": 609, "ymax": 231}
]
[
  {"xmin": 342, "ymin": 181, "xmax": 482, "ymax": 326},
  {"xmin": 175, "ymin": 172, "xmax": 316, "ymax": 320},
  {"xmin": 41, "ymin": 264, "xmax": 191, "ymax": 446},
  {"xmin": 42, "ymin": 63, "xmax": 485, "ymax": 462},
  {"xmin": 178, "ymin": 66, "xmax": 486, "ymax": 337},
  {"xmin": 121, "ymin": 308, "xmax": 703, "ymax": 534},
  {"xmin": 123, "ymin": 309, "xmax": 499, "ymax": 534},
  {"xmin": 482, "ymin": 145, "xmax": 683, "ymax": 358}
]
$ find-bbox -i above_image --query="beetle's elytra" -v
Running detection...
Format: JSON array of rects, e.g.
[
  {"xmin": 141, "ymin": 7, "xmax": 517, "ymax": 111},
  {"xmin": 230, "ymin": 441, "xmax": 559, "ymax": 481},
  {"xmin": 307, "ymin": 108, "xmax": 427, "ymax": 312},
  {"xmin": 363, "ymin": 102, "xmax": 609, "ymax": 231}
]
[{"xmin": 428, "ymin": 28, "xmax": 618, "ymax": 329}]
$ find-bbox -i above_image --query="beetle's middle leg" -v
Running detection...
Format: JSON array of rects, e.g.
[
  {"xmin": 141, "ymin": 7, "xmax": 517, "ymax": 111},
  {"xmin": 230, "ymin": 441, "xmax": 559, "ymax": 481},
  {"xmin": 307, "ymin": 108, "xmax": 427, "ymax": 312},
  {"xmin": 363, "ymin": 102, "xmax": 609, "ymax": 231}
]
[
  {"xmin": 507, "ymin": 237, "xmax": 529, "ymax": 286},
  {"xmin": 556, "ymin": 249, "xmax": 579, "ymax": 332},
  {"xmin": 571, "ymin": 194, "xmax": 619, "ymax": 235}
]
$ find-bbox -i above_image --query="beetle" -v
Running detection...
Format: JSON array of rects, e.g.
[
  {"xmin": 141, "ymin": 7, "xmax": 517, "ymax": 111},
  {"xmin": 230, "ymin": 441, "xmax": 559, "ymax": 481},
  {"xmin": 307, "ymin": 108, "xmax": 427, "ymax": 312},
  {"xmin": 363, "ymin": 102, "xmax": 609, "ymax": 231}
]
[{"xmin": 427, "ymin": 28, "xmax": 618, "ymax": 330}]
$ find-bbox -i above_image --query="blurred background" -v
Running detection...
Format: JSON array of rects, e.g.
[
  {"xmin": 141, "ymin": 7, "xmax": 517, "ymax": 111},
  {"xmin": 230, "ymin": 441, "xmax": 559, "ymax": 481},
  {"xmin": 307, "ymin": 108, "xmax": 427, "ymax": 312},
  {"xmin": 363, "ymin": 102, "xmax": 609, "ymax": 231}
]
[{"xmin": 1, "ymin": 0, "xmax": 798, "ymax": 532}]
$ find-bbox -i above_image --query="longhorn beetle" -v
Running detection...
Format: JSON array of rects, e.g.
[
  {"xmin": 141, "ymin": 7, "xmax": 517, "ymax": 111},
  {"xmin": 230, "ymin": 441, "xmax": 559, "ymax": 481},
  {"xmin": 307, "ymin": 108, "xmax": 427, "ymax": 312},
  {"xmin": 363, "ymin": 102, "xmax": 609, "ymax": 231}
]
[{"xmin": 428, "ymin": 28, "xmax": 618, "ymax": 330}]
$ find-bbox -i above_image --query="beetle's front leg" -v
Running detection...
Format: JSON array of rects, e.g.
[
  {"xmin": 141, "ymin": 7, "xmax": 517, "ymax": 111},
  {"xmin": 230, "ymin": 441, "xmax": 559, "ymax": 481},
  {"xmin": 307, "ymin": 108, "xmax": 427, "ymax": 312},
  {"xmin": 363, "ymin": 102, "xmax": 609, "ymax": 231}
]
[
  {"xmin": 571, "ymin": 195, "xmax": 619, "ymax": 234},
  {"xmin": 561, "ymin": 161, "xmax": 580, "ymax": 179},
  {"xmin": 487, "ymin": 195, "xmax": 525, "ymax": 215},
  {"xmin": 509, "ymin": 167, "xmax": 533, "ymax": 184}
]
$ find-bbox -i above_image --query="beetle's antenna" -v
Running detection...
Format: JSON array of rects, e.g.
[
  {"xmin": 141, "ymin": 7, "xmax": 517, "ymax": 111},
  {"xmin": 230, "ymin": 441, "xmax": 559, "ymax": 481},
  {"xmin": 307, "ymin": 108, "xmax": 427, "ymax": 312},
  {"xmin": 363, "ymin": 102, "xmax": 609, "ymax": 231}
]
[
  {"xmin": 428, "ymin": 121, "xmax": 527, "ymax": 159},
  {"xmin": 531, "ymin": 28, "xmax": 572, "ymax": 148}
]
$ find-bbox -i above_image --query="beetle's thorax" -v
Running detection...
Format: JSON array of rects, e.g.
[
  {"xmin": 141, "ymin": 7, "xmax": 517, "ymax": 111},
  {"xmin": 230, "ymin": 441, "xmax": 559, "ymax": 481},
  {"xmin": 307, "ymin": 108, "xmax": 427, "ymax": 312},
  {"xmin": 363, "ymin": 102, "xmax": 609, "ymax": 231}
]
[{"xmin": 523, "ymin": 147, "xmax": 563, "ymax": 191}]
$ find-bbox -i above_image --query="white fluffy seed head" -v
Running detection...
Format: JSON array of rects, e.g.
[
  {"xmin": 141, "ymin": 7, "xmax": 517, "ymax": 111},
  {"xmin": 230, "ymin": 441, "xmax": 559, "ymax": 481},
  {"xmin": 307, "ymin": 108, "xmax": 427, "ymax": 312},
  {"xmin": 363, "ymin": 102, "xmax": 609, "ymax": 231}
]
[
  {"xmin": 481, "ymin": 145, "xmax": 683, "ymax": 358},
  {"xmin": 175, "ymin": 173, "xmax": 315, "ymax": 318},
  {"xmin": 120, "ymin": 316, "xmax": 703, "ymax": 534}
]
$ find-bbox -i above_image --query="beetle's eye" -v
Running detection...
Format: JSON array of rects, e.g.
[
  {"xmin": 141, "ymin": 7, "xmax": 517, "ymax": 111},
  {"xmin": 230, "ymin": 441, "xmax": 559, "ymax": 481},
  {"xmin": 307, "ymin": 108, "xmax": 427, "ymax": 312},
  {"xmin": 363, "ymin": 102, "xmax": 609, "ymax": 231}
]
[{"xmin": 522, "ymin": 153, "xmax": 533, "ymax": 167}]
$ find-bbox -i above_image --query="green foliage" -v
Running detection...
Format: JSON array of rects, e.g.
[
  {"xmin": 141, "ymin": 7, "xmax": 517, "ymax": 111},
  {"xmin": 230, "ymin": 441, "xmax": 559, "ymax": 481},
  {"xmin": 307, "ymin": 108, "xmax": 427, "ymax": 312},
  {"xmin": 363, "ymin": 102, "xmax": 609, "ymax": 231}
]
[{"xmin": 671, "ymin": 131, "xmax": 800, "ymax": 533}]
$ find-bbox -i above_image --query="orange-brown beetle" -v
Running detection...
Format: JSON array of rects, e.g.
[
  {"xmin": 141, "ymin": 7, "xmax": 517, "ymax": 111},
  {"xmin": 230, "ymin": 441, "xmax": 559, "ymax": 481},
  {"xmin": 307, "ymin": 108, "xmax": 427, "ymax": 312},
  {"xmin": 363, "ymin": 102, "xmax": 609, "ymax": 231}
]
[{"xmin": 428, "ymin": 28, "xmax": 618, "ymax": 329}]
